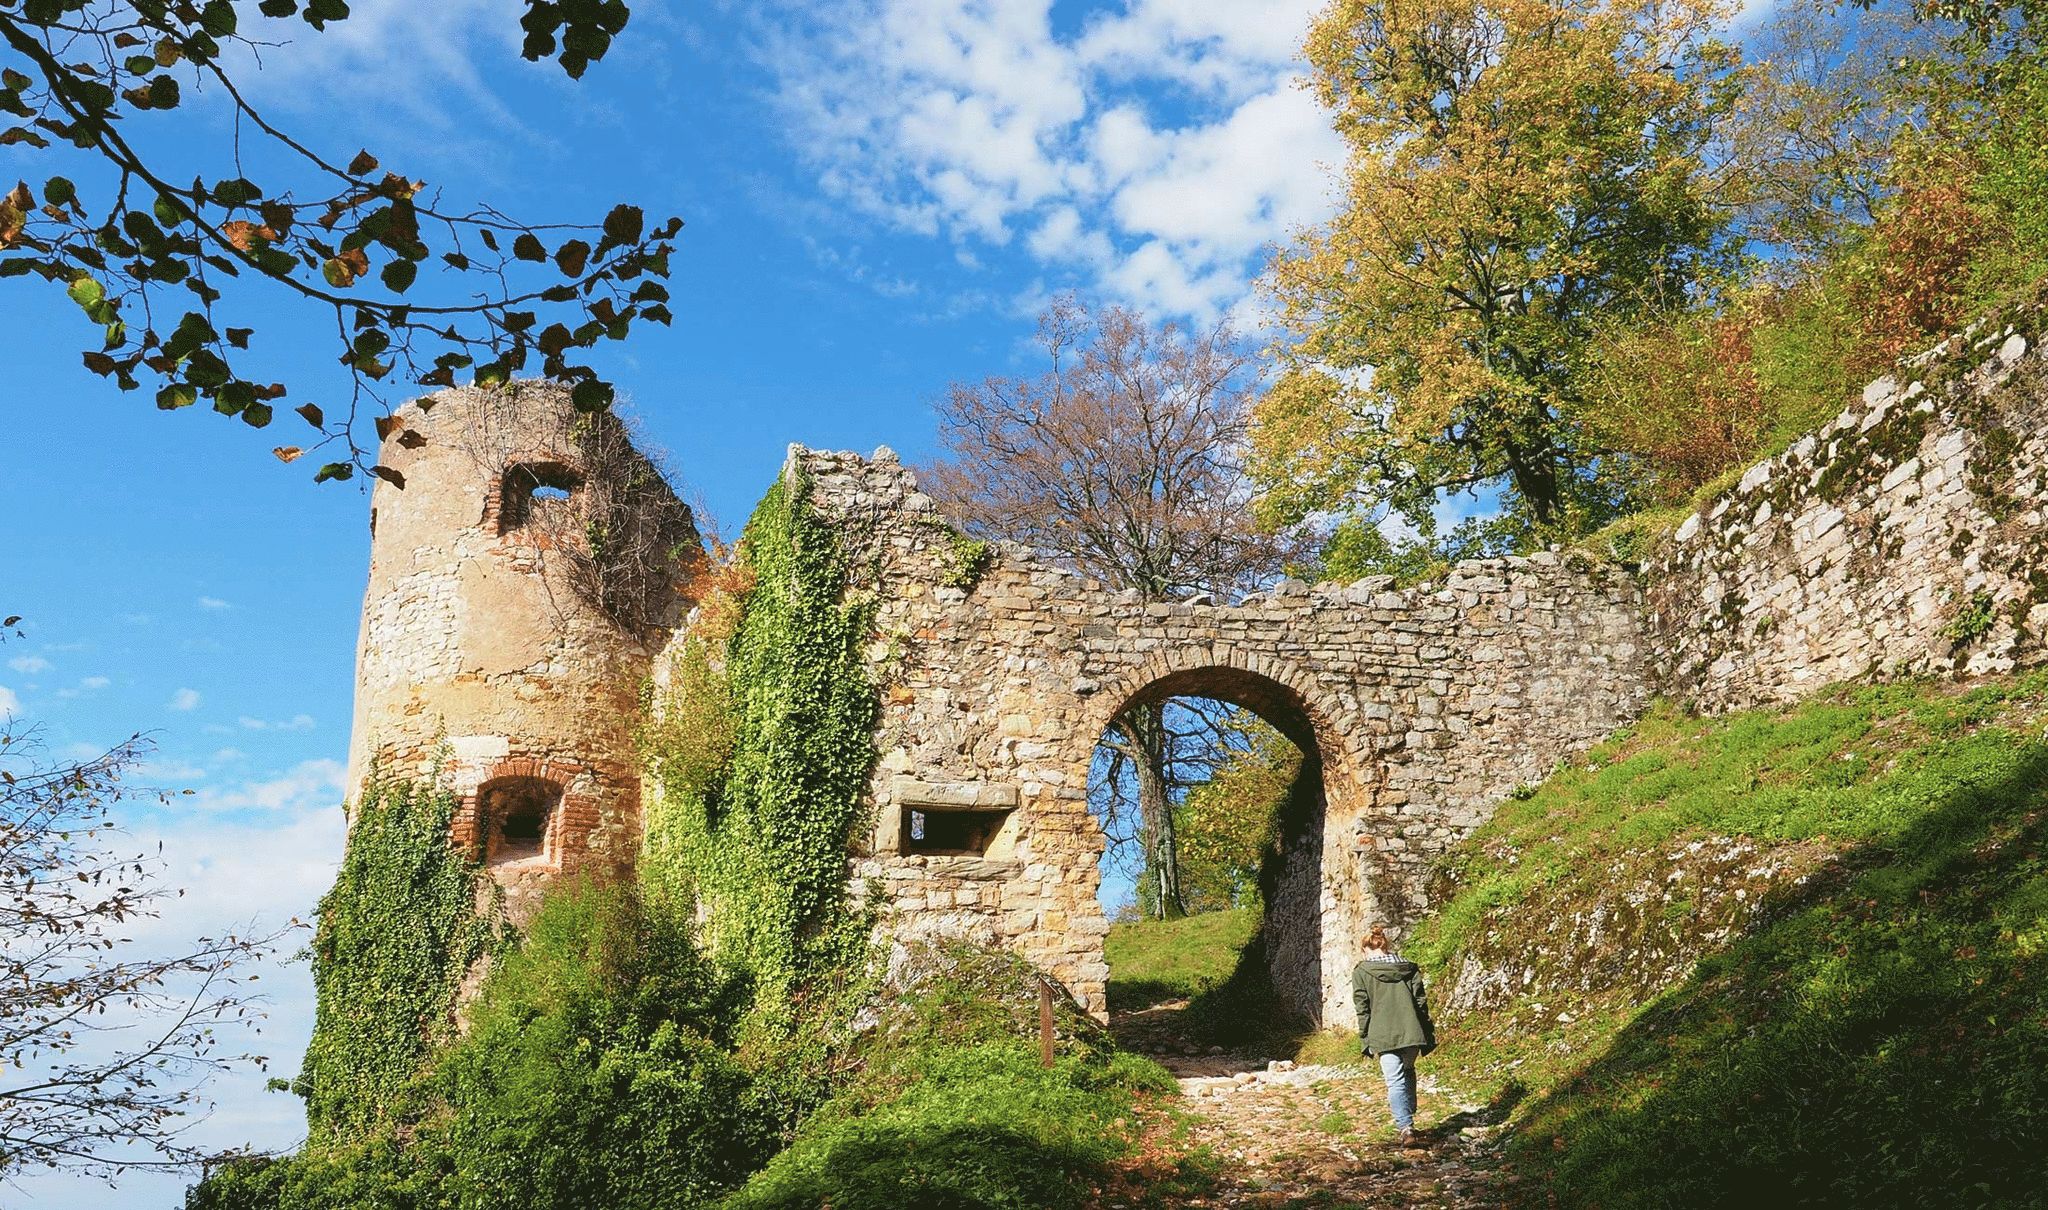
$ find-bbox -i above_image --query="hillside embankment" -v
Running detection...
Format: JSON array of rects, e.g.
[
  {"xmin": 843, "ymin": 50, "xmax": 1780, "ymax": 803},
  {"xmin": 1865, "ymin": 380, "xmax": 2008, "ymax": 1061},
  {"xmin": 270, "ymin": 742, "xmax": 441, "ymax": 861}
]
[{"xmin": 1107, "ymin": 671, "xmax": 2048, "ymax": 1207}]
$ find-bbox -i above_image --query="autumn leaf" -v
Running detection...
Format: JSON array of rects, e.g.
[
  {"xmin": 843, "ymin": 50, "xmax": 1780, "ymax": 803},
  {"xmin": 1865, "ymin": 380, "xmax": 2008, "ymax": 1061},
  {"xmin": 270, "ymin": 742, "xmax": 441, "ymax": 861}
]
[
  {"xmin": 320, "ymin": 247, "xmax": 369, "ymax": 288},
  {"xmin": 272, "ymin": 446, "xmax": 304, "ymax": 463},
  {"xmin": 602, "ymin": 203, "xmax": 643, "ymax": 246},
  {"xmin": 347, "ymin": 149, "xmax": 379, "ymax": 176},
  {"xmin": 221, "ymin": 220, "xmax": 261, "ymax": 251},
  {"xmin": 553, "ymin": 238, "xmax": 591, "ymax": 277}
]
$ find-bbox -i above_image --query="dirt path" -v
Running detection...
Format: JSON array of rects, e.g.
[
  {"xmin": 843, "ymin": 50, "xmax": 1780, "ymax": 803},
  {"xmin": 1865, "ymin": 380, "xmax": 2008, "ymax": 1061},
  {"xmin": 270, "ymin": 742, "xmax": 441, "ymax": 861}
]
[{"xmin": 1112, "ymin": 1002, "xmax": 1529, "ymax": 1208}]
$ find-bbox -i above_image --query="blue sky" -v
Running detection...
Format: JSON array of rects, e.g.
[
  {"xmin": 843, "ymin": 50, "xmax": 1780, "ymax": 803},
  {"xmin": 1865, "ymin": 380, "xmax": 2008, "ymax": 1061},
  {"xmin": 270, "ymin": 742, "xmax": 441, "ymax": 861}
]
[{"xmin": 2, "ymin": 1, "xmax": 1349, "ymax": 1203}]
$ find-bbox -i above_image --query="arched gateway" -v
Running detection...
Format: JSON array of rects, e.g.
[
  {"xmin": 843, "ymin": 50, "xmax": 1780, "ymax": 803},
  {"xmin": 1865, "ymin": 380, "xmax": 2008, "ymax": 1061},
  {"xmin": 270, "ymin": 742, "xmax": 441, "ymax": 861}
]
[{"xmin": 783, "ymin": 448, "xmax": 1649, "ymax": 1025}]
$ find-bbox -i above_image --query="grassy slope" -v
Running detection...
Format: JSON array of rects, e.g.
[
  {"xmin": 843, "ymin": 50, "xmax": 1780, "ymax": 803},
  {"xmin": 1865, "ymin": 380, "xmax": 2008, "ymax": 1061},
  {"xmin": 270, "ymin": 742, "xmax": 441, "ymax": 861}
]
[
  {"xmin": 723, "ymin": 945, "xmax": 1196, "ymax": 1210},
  {"xmin": 1411, "ymin": 673, "xmax": 2048, "ymax": 1208},
  {"xmin": 1104, "ymin": 907, "xmax": 1260, "ymax": 1011}
]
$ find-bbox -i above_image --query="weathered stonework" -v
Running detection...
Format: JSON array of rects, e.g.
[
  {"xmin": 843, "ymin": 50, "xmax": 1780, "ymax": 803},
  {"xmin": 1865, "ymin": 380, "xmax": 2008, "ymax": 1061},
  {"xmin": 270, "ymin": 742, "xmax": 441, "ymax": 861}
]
[
  {"xmin": 346, "ymin": 384, "xmax": 695, "ymax": 922},
  {"xmin": 1647, "ymin": 320, "xmax": 2048, "ymax": 711},
  {"xmin": 345, "ymin": 311, "xmax": 2048, "ymax": 1034},
  {"xmin": 664, "ymin": 448, "xmax": 1652, "ymax": 1025}
]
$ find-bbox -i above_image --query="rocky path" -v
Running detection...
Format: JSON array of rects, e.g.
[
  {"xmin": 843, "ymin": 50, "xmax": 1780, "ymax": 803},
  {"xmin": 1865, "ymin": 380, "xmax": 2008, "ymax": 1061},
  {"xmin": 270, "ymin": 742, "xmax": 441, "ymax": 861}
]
[{"xmin": 1111, "ymin": 1003, "xmax": 1529, "ymax": 1208}]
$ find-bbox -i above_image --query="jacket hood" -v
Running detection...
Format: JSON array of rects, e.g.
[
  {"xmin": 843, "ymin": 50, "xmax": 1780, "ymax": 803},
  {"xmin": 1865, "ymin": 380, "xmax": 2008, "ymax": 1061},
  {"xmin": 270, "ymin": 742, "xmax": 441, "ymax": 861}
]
[{"xmin": 1363, "ymin": 957, "xmax": 1419, "ymax": 981}]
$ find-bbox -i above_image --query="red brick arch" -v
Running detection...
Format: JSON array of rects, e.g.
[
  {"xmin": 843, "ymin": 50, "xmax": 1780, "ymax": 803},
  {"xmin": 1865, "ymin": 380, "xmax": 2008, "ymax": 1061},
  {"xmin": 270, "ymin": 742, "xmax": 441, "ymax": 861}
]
[{"xmin": 452, "ymin": 756, "xmax": 604, "ymax": 866}]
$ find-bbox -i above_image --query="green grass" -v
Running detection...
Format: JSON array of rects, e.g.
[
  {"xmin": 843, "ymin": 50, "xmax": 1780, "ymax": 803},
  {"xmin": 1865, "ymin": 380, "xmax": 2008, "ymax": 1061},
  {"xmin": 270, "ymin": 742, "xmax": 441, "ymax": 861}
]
[
  {"xmin": 1104, "ymin": 906, "xmax": 1260, "ymax": 1011},
  {"xmin": 724, "ymin": 1042, "xmax": 1172, "ymax": 1210},
  {"xmin": 1412, "ymin": 672, "xmax": 2048, "ymax": 1207},
  {"xmin": 722, "ymin": 944, "xmax": 1183, "ymax": 1210},
  {"xmin": 1294, "ymin": 1028, "xmax": 1364, "ymax": 1069}
]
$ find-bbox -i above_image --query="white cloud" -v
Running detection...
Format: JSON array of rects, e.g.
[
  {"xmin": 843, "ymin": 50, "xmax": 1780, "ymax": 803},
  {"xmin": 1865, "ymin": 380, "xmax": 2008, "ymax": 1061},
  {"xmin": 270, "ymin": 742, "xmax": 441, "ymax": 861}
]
[
  {"xmin": 169, "ymin": 687, "xmax": 203, "ymax": 711},
  {"xmin": 138, "ymin": 759, "xmax": 210, "ymax": 783},
  {"xmin": 0, "ymin": 685, "xmax": 18, "ymax": 715},
  {"xmin": 197, "ymin": 596, "xmax": 232, "ymax": 610},
  {"xmin": 239, "ymin": 713, "xmax": 317, "ymax": 732},
  {"xmin": 191, "ymin": 758, "xmax": 346, "ymax": 813},
  {"xmin": 213, "ymin": 746, "xmax": 248, "ymax": 763},
  {"xmin": 7, "ymin": 654, "xmax": 50, "ymax": 674},
  {"xmin": 79, "ymin": 675, "xmax": 110, "ymax": 690},
  {"xmin": 7, "ymin": 797, "xmax": 348, "ymax": 1208},
  {"xmin": 766, "ymin": 0, "xmax": 1341, "ymax": 318},
  {"xmin": 1076, "ymin": 0, "xmax": 1325, "ymax": 95},
  {"xmin": 1025, "ymin": 204, "xmax": 1114, "ymax": 267}
]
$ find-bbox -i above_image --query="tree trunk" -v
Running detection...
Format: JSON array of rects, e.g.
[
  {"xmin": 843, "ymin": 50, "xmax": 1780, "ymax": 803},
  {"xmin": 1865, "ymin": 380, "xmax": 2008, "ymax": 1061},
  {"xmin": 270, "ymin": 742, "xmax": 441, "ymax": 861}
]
[{"xmin": 1122, "ymin": 703, "xmax": 1185, "ymax": 920}]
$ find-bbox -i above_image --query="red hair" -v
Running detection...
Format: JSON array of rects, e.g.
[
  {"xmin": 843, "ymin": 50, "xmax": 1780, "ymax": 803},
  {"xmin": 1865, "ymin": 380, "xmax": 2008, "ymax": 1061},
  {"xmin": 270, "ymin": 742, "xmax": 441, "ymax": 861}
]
[{"xmin": 1365, "ymin": 926, "xmax": 1390, "ymax": 953}]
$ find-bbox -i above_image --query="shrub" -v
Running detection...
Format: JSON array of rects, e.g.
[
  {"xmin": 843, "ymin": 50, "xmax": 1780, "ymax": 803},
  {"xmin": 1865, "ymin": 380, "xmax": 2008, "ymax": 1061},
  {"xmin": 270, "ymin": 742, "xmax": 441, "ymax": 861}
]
[
  {"xmin": 191, "ymin": 883, "xmax": 778, "ymax": 1210},
  {"xmin": 430, "ymin": 881, "xmax": 776, "ymax": 1208},
  {"xmin": 1584, "ymin": 303, "xmax": 1773, "ymax": 505},
  {"xmin": 294, "ymin": 775, "xmax": 499, "ymax": 1140},
  {"xmin": 727, "ymin": 1041, "xmax": 1168, "ymax": 1210}
]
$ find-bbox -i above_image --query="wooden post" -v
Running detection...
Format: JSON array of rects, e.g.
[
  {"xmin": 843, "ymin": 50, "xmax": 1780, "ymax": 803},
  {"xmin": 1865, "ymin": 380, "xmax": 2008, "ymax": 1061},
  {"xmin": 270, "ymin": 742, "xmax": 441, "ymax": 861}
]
[{"xmin": 1038, "ymin": 980, "xmax": 1055, "ymax": 1068}]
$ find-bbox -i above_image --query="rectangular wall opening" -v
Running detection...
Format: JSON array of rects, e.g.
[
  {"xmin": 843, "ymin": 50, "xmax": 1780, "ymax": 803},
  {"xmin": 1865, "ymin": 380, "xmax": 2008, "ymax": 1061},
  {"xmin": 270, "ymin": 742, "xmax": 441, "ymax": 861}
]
[{"xmin": 903, "ymin": 806, "xmax": 1012, "ymax": 857}]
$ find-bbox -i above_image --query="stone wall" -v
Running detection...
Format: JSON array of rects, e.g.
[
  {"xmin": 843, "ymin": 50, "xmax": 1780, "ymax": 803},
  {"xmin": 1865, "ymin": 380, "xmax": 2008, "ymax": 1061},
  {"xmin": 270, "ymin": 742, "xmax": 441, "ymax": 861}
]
[
  {"xmin": 1647, "ymin": 317, "xmax": 2048, "ymax": 712},
  {"xmin": 341, "ymin": 303, "xmax": 2048, "ymax": 1036},
  {"xmin": 757, "ymin": 447, "xmax": 1649, "ymax": 1024},
  {"xmin": 347, "ymin": 384, "xmax": 696, "ymax": 922}
]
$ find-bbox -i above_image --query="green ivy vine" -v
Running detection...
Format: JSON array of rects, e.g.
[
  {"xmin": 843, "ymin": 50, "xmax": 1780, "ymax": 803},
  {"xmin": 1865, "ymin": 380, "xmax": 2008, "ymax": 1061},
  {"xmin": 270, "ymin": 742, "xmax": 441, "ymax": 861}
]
[
  {"xmin": 294, "ymin": 772, "xmax": 499, "ymax": 1140},
  {"xmin": 645, "ymin": 467, "xmax": 880, "ymax": 1026}
]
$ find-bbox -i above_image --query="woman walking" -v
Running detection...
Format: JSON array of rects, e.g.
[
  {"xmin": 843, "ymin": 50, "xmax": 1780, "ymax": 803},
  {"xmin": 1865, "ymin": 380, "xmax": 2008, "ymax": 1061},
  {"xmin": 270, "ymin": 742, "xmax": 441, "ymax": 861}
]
[{"xmin": 1352, "ymin": 926, "xmax": 1437, "ymax": 1146}]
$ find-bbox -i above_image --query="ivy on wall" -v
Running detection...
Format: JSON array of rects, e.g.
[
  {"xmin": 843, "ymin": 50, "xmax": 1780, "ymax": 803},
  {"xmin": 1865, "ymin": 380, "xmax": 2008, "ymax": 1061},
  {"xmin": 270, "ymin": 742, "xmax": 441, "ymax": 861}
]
[
  {"xmin": 645, "ymin": 467, "xmax": 880, "ymax": 1024},
  {"xmin": 294, "ymin": 773, "xmax": 498, "ymax": 1140}
]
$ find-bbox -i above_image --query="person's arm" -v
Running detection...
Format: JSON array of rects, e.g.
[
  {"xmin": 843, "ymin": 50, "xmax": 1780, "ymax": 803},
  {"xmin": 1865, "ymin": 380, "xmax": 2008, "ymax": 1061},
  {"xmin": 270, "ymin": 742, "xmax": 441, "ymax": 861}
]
[
  {"xmin": 1352, "ymin": 968, "xmax": 1371, "ymax": 1046},
  {"xmin": 1413, "ymin": 971, "xmax": 1437, "ymax": 1053}
]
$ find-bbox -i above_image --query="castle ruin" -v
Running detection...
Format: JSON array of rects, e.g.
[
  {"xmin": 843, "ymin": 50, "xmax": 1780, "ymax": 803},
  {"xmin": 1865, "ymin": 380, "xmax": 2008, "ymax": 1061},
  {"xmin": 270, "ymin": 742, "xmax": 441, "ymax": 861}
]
[{"xmin": 345, "ymin": 320, "xmax": 2048, "ymax": 1025}]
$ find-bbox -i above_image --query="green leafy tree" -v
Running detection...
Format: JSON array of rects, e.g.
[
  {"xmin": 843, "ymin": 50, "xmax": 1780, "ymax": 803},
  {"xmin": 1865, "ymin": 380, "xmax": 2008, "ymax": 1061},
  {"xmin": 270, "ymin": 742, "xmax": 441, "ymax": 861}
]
[
  {"xmin": 0, "ymin": 0, "xmax": 676, "ymax": 483},
  {"xmin": 1175, "ymin": 714, "xmax": 1301, "ymax": 912},
  {"xmin": 1256, "ymin": 0, "xmax": 1739, "ymax": 546}
]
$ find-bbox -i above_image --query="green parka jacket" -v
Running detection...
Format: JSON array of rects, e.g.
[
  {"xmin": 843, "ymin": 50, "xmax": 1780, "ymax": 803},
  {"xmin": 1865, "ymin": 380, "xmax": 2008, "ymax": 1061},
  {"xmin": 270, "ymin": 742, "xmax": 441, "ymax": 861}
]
[{"xmin": 1352, "ymin": 956, "xmax": 1437, "ymax": 1057}]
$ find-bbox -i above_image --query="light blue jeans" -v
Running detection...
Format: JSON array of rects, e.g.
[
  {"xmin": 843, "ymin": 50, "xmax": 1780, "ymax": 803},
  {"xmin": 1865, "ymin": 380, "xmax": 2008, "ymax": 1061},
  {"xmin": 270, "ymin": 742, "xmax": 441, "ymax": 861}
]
[{"xmin": 1377, "ymin": 1046, "xmax": 1420, "ymax": 1132}]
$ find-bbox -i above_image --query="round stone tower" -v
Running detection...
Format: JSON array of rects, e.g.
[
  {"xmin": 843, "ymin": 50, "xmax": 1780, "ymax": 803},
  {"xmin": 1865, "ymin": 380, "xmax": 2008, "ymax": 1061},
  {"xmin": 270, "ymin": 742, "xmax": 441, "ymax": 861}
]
[{"xmin": 344, "ymin": 383, "xmax": 699, "ymax": 918}]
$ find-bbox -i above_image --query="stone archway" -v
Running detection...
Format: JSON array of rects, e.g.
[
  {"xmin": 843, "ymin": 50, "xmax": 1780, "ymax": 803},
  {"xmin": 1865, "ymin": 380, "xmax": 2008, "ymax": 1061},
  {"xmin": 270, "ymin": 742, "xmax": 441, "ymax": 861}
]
[
  {"xmin": 1078, "ymin": 649, "xmax": 1370, "ymax": 1026},
  {"xmin": 728, "ymin": 448, "xmax": 1649, "ymax": 1024}
]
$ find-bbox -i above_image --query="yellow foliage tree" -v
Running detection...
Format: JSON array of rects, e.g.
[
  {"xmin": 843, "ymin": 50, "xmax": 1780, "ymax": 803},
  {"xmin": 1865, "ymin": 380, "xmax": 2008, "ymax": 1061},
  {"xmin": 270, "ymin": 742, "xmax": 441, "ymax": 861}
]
[
  {"xmin": 1175, "ymin": 715, "xmax": 1303, "ymax": 913},
  {"xmin": 1255, "ymin": 0, "xmax": 1739, "ymax": 545}
]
